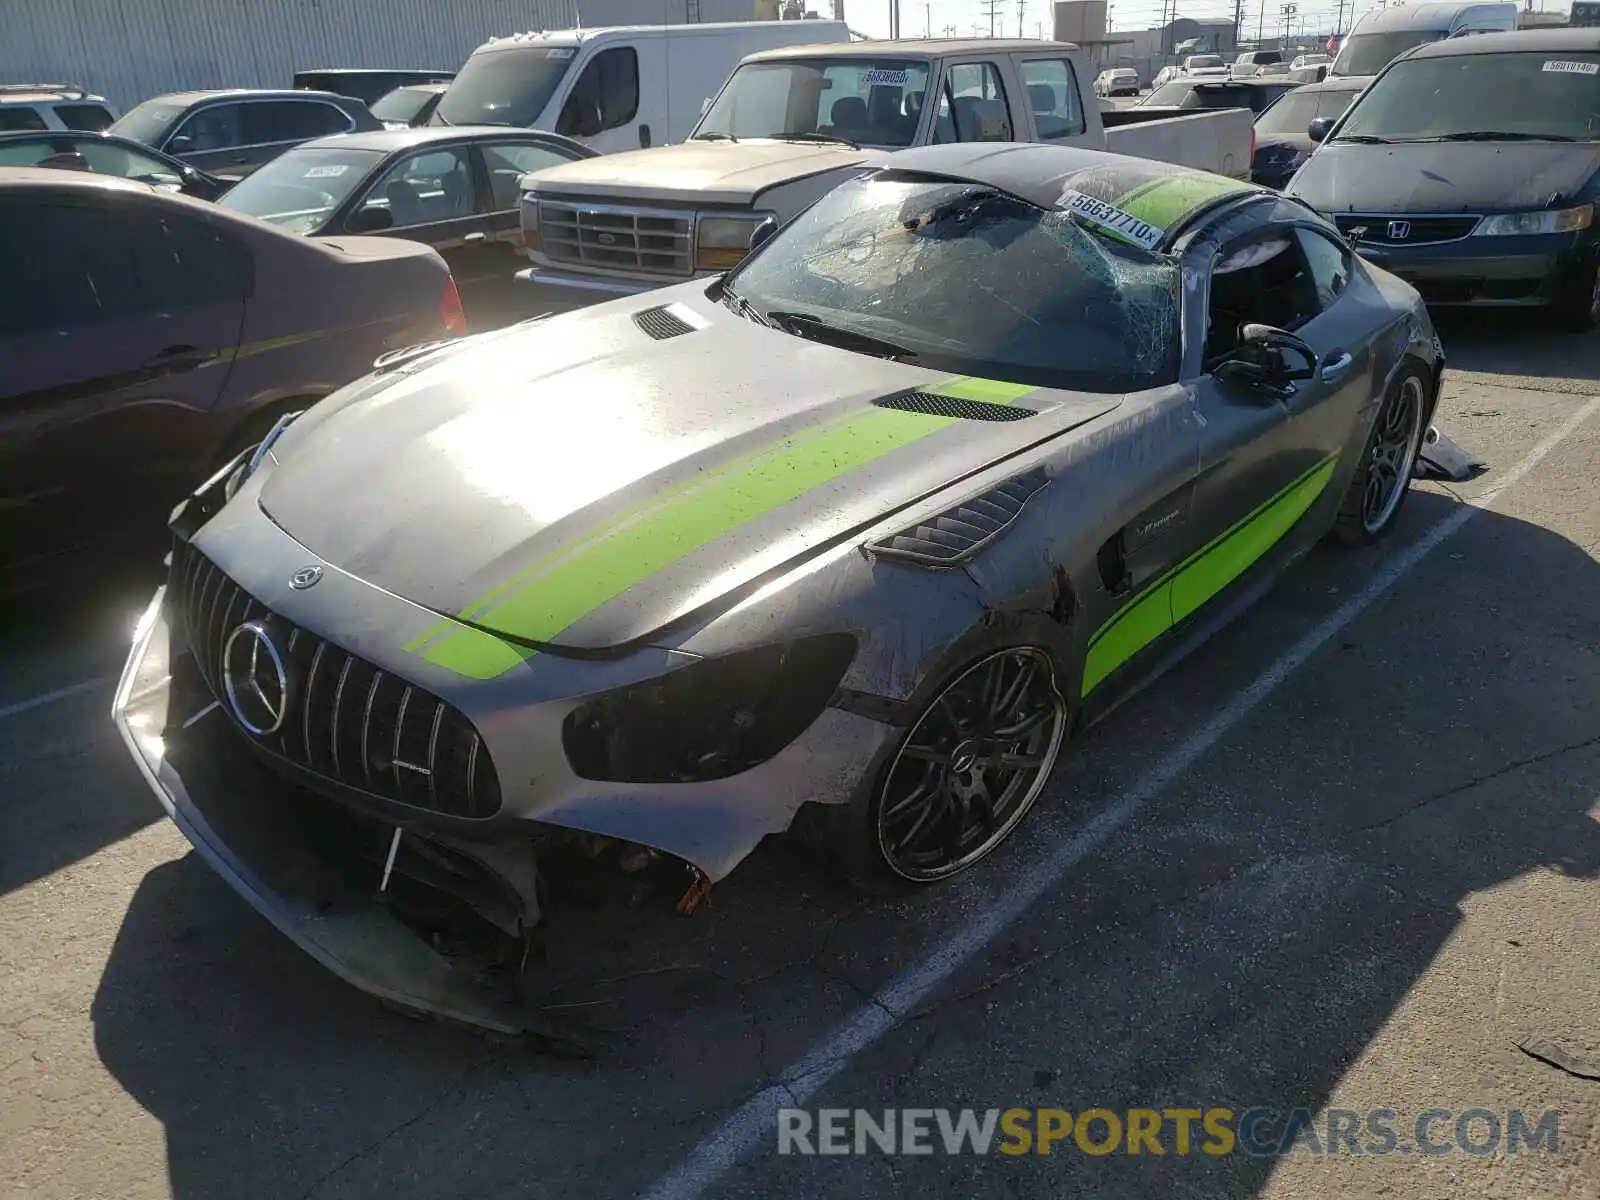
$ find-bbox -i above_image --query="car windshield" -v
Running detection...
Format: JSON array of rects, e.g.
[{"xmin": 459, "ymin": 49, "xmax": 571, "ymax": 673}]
[
  {"xmin": 108, "ymin": 100, "xmax": 185, "ymax": 146},
  {"xmin": 1255, "ymin": 87, "xmax": 1356, "ymax": 134},
  {"xmin": 695, "ymin": 59, "xmax": 933, "ymax": 148},
  {"xmin": 1337, "ymin": 51, "xmax": 1600, "ymax": 141},
  {"xmin": 1331, "ymin": 30, "xmax": 1445, "ymax": 76},
  {"xmin": 218, "ymin": 145, "xmax": 385, "ymax": 233},
  {"xmin": 434, "ymin": 47, "xmax": 575, "ymax": 126},
  {"xmin": 372, "ymin": 87, "xmax": 435, "ymax": 124},
  {"xmin": 1145, "ymin": 81, "xmax": 1278, "ymax": 110},
  {"xmin": 1187, "ymin": 56, "xmax": 1224, "ymax": 69},
  {"xmin": 724, "ymin": 174, "xmax": 1181, "ymax": 393}
]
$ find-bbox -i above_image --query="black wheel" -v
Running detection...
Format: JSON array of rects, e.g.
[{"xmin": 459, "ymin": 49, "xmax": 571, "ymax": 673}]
[
  {"xmin": 1331, "ymin": 362, "xmax": 1429, "ymax": 546},
  {"xmin": 1553, "ymin": 255, "xmax": 1600, "ymax": 333}
]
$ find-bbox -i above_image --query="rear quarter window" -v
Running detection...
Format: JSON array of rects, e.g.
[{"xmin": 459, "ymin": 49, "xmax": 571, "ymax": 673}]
[
  {"xmin": 0, "ymin": 107, "xmax": 49, "ymax": 132},
  {"xmin": 54, "ymin": 104, "xmax": 115, "ymax": 132}
]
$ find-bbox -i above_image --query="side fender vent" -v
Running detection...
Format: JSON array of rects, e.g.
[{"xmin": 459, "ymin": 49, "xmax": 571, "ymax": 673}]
[
  {"xmin": 633, "ymin": 305, "xmax": 696, "ymax": 340},
  {"xmin": 867, "ymin": 468, "xmax": 1050, "ymax": 568},
  {"xmin": 873, "ymin": 390, "xmax": 1037, "ymax": 422}
]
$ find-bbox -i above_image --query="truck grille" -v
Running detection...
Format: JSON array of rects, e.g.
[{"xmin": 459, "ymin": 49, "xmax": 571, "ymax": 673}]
[
  {"xmin": 172, "ymin": 543, "xmax": 501, "ymax": 819},
  {"xmin": 538, "ymin": 199, "xmax": 694, "ymax": 276},
  {"xmin": 1335, "ymin": 214, "xmax": 1481, "ymax": 246}
]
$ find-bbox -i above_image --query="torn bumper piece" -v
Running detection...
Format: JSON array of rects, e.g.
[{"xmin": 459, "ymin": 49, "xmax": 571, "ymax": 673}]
[{"xmin": 114, "ymin": 586, "xmax": 583, "ymax": 1042}]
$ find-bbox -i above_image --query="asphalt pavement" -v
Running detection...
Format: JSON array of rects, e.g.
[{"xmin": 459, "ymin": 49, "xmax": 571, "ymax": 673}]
[{"xmin": 2, "ymin": 311, "xmax": 1598, "ymax": 1199}]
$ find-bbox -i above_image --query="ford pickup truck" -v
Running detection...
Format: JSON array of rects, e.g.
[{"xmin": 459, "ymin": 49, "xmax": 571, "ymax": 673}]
[{"xmin": 514, "ymin": 38, "xmax": 1256, "ymax": 308}]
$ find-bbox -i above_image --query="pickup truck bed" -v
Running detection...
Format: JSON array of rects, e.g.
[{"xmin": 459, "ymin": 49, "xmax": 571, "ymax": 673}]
[{"xmin": 1102, "ymin": 107, "xmax": 1255, "ymax": 182}]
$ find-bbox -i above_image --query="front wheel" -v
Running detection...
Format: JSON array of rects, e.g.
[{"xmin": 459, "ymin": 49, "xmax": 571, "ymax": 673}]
[
  {"xmin": 1553, "ymin": 255, "xmax": 1600, "ymax": 333},
  {"xmin": 1330, "ymin": 363, "xmax": 1429, "ymax": 546}
]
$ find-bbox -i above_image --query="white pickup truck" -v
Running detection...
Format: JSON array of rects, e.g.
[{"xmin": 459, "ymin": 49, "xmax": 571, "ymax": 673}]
[{"xmin": 515, "ymin": 38, "xmax": 1256, "ymax": 308}]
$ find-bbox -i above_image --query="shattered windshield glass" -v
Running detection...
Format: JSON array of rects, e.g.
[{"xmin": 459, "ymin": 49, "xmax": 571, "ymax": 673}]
[{"xmin": 726, "ymin": 173, "xmax": 1181, "ymax": 393}]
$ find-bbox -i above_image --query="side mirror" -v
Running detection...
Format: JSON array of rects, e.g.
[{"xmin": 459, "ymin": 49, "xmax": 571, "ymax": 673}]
[
  {"xmin": 747, "ymin": 215, "xmax": 779, "ymax": 255},
  {"xmin": 348, "ymin": 206, "xmax": 395, "ymax": 233},
  {"xmin": 1217, "ymin": 323, "xmax": 1317, "ymax": 394},
  {"xmin": 1315, "ymin": 65, "xmax": 1328, "ymax": 81},
  {"xmin": 1307, "ymin": 117, "xmax": 1334, "ymax": 143},
  {"xmin": 167, "ymin": 134, "xmax": 194, "ymax": 154}
]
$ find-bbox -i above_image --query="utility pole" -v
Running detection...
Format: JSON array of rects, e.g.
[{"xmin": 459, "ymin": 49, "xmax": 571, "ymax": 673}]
[
  {"xmin": 979, "ymin": 0, "xmax": 1004, "ymax": 36},
  {"xmin": 925, "ymin": 2, "xmax": 931, "ymax": 35},
  {"xmin": 1234, "ymin": 0, "xmax": 1245, "ymax": 48},
  {"xmin": 1017, "ymin": 0, "xmax": 1026, "ymax": 38},
  {"xmin": 1334, "ymin": 0, "xmax": 1345, "ymax": 34}
]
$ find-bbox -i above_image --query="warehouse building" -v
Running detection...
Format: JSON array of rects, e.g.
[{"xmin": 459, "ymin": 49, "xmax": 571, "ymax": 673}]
[{"xmin": 2, "ymin": 0, "xmax": 785, "ymax": 111}]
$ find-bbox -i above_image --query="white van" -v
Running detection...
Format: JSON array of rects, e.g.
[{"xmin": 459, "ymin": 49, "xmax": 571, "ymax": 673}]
[
  {"xmin": 1328, "ymin": 2, "xmax": 1518, "ymax": 77},
  {"xmin": 432, "ymin": 20, "xmax": 853, "ymax": 153}
]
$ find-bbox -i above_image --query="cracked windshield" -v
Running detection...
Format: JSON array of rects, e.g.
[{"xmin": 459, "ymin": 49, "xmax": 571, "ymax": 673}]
[{"xmin": 727, "ymin": 172, "xmax": 1180, "ymax": 392}]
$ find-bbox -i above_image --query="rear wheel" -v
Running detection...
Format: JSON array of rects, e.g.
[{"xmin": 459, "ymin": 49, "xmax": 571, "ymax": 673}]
[{"xmin": 1331, "ymin": 363, "xmax": 1428, "ymax": 546}]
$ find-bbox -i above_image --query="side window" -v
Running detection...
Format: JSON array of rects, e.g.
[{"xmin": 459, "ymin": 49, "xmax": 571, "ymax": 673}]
[
  {"xmin": 69, "ymin": 137, "xmax": 185, "ymax": 186},
  {"xmin": 242, "ymin": 100, "xmax": 351, "ymax": 146},
  {"xmin": 1295, "ymin": 227, "xmax": 1352, "ymax": 309},
  {"xmin": 172, "ymin": 103, "xmax": 243, "ymax": 151},
  {"xmin": 0, "ymin": 107, "xmax": 49, "ymax": 132},
  {"xmin": 54, "ymin": 104, "xmax": 115, "ymax": 132},
  {"xmin": 352, "ymin": 147, "xmax": 477, "ymax": 229},
  {"xmin": 132, "ymin": 212, "xmax": 249, "ymax": 310},
  {"xmin": 1204, "ymin": 231, "xmax": 1322, "ymax": 363},
  {"xmin": 0, "ymin": 204, "xmax": 143, "ymax": 334},
  {"xmin": 1020, "ymin": 59, "xmax": 1085, "ymax": 140},
  {"xmin": 556, "ymin": 47, "xmax": 640, "ymax": 136},
  {"xmin": 931, "ymin": 62, "xmax": 1012, "ymax": 144},
  {"xmin": 482, "ymin": 141, "xmax": 580, "ymax": 210}
]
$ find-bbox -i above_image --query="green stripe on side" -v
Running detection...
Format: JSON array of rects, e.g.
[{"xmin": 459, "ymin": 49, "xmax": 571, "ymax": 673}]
[
  {"xmin": 1082, "ymin": 453, "xmax": 1338, "ymax": 696},
  {"xmin": 414, "ymin": 374, "xmax": 1028, "ymax": 680}
]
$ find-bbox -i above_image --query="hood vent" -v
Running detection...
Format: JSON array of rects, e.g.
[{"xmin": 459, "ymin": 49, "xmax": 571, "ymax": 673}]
[
  {"xmin": 874, "ymin": 390, "xmax": 1037, "ymax": 422},
  {"xmin": 867, "ymin": 468, "xmax": 1051, "ymax": 568},
  {"xmin": 633, "ymin": 306, "xmax": 696, "ymax": 340}
]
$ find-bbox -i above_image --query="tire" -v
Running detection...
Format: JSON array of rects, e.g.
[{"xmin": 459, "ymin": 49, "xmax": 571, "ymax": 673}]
[
  {"xmin": 1552, "ymin": 255, "xmax": 1600, "ymax": 333},
  {"xmin": 1330, "ymin": 361, "xmax": 1430, "ymax": 546},
  {"xmin": 805, "ymin": 615, "xmax": 1077, "ymax": 895}
]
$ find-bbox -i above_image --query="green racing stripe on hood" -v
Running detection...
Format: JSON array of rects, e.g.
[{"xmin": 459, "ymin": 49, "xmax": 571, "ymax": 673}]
[{"xmin": 409, "ymin": 375, "xmax": 1031, "ymax": 679}]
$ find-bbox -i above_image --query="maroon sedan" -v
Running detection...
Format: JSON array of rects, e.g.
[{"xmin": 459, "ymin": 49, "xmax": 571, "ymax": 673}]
[{"xmin": 0, "ymin": 167, "xmax": 467, "ymax": 587}]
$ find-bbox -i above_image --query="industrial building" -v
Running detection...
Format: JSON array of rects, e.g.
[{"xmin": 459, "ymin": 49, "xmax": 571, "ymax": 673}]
[
  {"xmin": 2, "ymin": 0, "xmax": 785, "ymax": 111},
  {"xmin": 1053, "ymin": 0, "xmax": 1237, "ymax": 80}
]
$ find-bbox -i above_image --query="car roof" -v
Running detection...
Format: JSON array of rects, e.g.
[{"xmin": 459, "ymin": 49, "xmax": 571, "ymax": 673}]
[
  {"xmin": 1284, "ymin": 76, "xmax": 1367, "ymax": 94},
  {"xmin": 742, "ymin": 37, "xmax": 1082, "ymax": 62},
  {"xmin": 290, "ymin": 125, "xmax": 587, "ymax": 153},
  {"xmin": 1402, "ymin": 27, "xmax": 1600, "ymax": 58},
  {"xmin": 141, "ymin": 88, "xmax": 357, "ymax": 106},
  {"xmin": 873, "ymin": 143, "xmax": 1267, "ymax": 242},
  {"xmin": 0, "ymin": 165, "xmax": 155, "ymax": 193}
]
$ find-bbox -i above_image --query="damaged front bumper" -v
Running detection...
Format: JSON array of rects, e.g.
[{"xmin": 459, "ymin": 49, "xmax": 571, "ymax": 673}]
[{"xmin": 115, "ymin": 584, "xmax": 563, "ymax": 1037}]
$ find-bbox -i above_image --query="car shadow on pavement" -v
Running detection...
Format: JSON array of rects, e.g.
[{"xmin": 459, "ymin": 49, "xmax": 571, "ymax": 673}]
[
  {"xmin": 1433, "ymin": 311, "xmax": 1600, "ymax": 383},
  {"xmin": 87, "ymin": 496, "xmax": 1600, "ymax": 1200}
]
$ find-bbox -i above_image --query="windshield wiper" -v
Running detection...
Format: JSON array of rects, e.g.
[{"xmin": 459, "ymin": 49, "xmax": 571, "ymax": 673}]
[
  {"xmin": 766, "ymin": 311, "xmax": 918, "ymax": 360},
  {"xmin": 1328, "ymin": 133, "xmax": 1391, "ymax": 144},
  {"xmin": 720, "ymin": 283, "xmax": 770, "ymax": 328},
  {"xmin": 693, "ymin": 131, "xmax": 738, "ymax": 142},
  {"xmin": 779, "ymin": 131, "xmax": 861, "ymax": 150},
  {"xmin": 1427, "ymin": 130, "xmax": 1578, "ymax": 142}
]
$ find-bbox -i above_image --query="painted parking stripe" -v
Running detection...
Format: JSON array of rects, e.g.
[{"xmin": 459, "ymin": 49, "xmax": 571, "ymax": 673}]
[
  {"xmin": 638, "ymin": 394, "xmax": 1600, "ymax": 1200},
  {"xmin": 0, "ymin": 675, "xmax": 113, "ymax": 722}
]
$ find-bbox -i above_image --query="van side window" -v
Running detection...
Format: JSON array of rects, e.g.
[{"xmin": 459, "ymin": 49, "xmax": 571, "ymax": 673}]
[
  {"xmin": 1020, "ymin": 58, "xmax": 1086, "ymax": 139},
  {"xmin": 557, "ymin": 47, "xmax": 640, "ymax": 137},
  {"xmin": 931, "ymin": 61, "xmax": 1012, "ymax": 143}
]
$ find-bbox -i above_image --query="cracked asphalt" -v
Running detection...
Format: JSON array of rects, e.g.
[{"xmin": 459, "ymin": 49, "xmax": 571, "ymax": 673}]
[{"xmin": 2, "ymin": 311, "xmax": 1598, "ymax": 1200}]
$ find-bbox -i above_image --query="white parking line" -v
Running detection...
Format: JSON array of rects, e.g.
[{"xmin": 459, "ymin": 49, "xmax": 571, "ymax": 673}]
[
  {"xmin": 640, "ymin": 394, "xmax": 1600, "ymax": 1200},
  {"xmin": 0, "ymin": 676, "xmax": 115, "ymax": 723}
]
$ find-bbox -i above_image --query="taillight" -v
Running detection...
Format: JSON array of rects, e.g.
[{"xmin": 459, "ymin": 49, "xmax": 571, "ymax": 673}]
[{"xmin": 439, "ymin": 276, "xmax": 468, "ymax": 335}]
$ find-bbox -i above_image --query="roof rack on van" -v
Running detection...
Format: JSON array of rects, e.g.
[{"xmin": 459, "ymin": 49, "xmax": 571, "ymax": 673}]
[{"xmin": 0, "ymin": 82, "xmax": 90, "ymax": 98}]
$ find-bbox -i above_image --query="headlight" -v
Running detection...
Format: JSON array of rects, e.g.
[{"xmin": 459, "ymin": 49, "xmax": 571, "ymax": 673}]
[
  {"xmin": 562, "ymin": 634, "xmax": 857, "ymax": 783},
  {"xmin": 1474, "ymin": 205, "xmax": 1594, "ymax": 237},
  {"xmin": 696, "ymin": 213, "xmax": 772, "ymax": 270}
]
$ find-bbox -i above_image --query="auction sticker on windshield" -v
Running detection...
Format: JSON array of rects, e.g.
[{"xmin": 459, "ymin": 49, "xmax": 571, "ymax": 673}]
[
  {"xmin": 862, "ymin": 68, "xmax": 910, "ymax": 86},
  {"xmin": 1055, "ymin": 189, "xmax": 1164, "ymax": 250},
  {"xmin": 303, "ymin": 164, "xmax": 349, "ymax": 178},
  {"xmin": 1542, "ymin": 59, "xmax": 1599, "ymax": 75}
]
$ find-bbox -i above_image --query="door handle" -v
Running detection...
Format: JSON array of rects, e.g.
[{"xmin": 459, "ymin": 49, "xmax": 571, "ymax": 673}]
[
  {"xmin": 462, "ymin": 231, "xmax": 487, "ymax": 244},
  {"xmin": 143, "ymin": 345, "xmax": 208, "ymax": 374},
  {"xmin": 1319, "ymin": 350, "xmax": 1353, "ymax": 384}
]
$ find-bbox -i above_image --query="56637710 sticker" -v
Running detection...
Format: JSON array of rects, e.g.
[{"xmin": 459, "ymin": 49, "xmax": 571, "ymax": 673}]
[{"xmin": 1054, "ymin": 189, "xmax": 1165, "ymax": 250}]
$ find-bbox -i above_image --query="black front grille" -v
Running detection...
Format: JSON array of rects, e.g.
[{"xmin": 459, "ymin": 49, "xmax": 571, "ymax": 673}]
[
  {"xmin": 873, "ymin": 391, "xmax": 1037, "ymax": 422},
  {"xmin": 172, "ymin": 543, "xmax": 501, "ymax": 819},
  {"xmin": 632, "ymin": 305, "xmax": 695, "ymax": 340},
  {"xmin": 1335, "ymin": 215, "xmax": 1480, "ymax": 246}
]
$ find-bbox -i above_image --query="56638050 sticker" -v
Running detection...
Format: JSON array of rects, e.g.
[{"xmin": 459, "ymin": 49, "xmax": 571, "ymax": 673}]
[
  {"xmin": 1054, "ymin": 189, "xmax": 1165, "ymax": 250},
  {"xmin": 861, "ymin": 68, "xmax": 910, "ymax": 87}
]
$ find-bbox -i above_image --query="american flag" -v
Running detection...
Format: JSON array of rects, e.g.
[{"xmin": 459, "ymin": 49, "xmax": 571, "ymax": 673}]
[{"xmin": 1325, "ymin": 34, "xmax": 1341, "ymax": 53}]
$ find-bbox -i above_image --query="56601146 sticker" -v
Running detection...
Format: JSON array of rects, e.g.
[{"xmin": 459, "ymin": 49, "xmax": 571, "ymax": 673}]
[
  {"xmin": 1054, "ymin": 189, "xmax": 1165, "ymax": 250},
  {"xmin": 1542, "ymin": 59, "xmax": 1599, "ymax": 75}
]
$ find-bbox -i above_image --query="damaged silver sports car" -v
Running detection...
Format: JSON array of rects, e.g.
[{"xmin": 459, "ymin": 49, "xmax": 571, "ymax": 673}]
[{"xmin": 115, "ymin": 144, "xmax": 1465, "ymax": 1038}]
